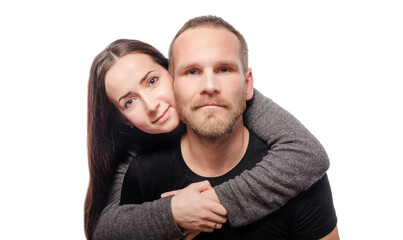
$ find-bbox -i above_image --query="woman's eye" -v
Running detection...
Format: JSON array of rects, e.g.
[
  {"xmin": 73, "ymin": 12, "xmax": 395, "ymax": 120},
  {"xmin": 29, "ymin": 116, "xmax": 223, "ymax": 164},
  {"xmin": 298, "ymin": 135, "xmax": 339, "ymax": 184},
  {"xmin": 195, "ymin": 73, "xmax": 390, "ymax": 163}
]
[
  {"xmin": 124, "ymin": 98, "xmax": 135, "ymax": 108},
  {"xmin": 147, "ymin": 77, "xmax": 159, "ymax": 87}
]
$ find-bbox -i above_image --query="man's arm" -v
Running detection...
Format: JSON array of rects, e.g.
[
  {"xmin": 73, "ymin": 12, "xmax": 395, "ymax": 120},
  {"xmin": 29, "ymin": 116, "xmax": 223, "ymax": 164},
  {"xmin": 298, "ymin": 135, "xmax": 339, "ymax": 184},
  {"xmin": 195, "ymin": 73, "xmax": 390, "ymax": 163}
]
[
  {"xmin": 213, "ymin": 89, "xmax": 330, "ymax": 227},
  {"xmin": 320, "ymin": 226, "xmax": 340, "ymax": 240},
  {"xmin": 288, "ymin": 174, "xmax": 337, "ymax": 239}
]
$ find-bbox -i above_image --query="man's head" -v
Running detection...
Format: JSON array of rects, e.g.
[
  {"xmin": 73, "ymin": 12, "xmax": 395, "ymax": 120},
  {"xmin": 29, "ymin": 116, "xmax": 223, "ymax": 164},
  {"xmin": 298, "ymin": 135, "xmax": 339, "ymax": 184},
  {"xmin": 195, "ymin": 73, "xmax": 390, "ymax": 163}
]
[
  {"xmin": 171, "ymin": 16, "xmax": 254, "ymax": 142},
  {"xmin": 168, "ymin": 15, "xmax": 249, "ymax": 77}
]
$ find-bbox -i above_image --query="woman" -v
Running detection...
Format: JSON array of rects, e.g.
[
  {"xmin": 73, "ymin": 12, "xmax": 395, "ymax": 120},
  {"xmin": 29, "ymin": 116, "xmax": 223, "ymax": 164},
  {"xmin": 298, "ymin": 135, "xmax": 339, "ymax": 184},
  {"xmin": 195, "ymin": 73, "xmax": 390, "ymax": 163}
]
[{"xmin": 85, "ymin": 39, "xmax": 329, "ymax": 240}]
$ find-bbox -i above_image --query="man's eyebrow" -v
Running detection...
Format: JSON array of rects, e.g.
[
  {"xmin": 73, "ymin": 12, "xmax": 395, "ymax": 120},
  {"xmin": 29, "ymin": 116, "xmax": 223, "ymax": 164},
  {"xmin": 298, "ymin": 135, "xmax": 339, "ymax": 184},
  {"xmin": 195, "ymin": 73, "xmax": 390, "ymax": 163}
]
[
  {"xmin": 216, "ymin": 61, "xmax": 238, "ymax": 67},
  {"xmin": 179, "ymin": 61, "xmax": 238, "ymax": 70},
  {"xmin": 118, "ymin": 71, "xmax": 153, "ymax": 103},
  {"xmin": 178, "ymin": 63, "xmax": 199, "ymax": 70}
]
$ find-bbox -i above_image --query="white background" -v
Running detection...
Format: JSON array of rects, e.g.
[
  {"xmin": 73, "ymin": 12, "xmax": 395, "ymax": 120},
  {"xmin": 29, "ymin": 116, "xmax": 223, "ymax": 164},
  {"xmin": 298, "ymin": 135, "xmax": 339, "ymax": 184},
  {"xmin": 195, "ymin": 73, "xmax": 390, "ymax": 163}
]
[{"xmin": 1, "ymin": 0, "xmax": 402, "ymax": 239}]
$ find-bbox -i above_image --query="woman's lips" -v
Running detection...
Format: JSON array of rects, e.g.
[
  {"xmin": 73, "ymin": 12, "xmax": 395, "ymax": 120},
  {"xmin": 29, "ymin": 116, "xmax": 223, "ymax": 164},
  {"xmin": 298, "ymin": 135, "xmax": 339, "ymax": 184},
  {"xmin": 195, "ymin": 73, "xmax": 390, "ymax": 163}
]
[{"xmin": 152, "ymin": 106, "xmax": 170, "ymax": 124}]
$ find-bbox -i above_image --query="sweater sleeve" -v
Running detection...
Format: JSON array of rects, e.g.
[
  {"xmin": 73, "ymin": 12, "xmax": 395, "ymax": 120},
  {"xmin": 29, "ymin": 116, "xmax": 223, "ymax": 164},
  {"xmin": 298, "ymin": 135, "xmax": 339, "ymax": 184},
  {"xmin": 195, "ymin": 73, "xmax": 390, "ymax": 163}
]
[
  {"xmin": 213, "ymin": 89, "xmax": 330, "ymax": 227},
  {"xmin": 92, "ymin": 154, "xmax": 185, "ymax": 240}
]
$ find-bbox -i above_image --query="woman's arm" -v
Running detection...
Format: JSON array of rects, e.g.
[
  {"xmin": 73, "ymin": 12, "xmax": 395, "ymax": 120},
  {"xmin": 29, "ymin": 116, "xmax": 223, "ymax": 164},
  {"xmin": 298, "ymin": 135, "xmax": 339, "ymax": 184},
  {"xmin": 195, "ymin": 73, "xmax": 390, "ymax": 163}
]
[
  {"xmin": 213, "ymin": 89, "xmax": 330, "ymax": 227},
  {"xmin": 92, "ymin": 156, "xmax": 185, "ymax": 240},
  {"xmin": 93, "ymin": 89, "xmax": 329, "ymax": 237}
]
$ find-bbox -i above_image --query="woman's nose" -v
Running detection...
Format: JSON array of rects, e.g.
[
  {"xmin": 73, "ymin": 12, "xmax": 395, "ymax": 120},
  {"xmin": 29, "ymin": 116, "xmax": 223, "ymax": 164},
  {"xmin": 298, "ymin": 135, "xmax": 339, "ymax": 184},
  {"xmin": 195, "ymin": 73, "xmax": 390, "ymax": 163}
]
[{"xmin": 143, "ymin": 95, "xmax": 160, "ymax": 114}]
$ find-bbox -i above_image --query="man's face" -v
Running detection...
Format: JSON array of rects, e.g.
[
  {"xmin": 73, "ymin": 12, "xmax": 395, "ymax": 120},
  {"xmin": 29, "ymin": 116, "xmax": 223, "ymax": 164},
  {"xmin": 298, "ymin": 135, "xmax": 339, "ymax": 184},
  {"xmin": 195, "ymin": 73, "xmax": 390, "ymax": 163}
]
[{"xmin": 172, "ymin": 27, "xmax": 253, "ymax": 140}]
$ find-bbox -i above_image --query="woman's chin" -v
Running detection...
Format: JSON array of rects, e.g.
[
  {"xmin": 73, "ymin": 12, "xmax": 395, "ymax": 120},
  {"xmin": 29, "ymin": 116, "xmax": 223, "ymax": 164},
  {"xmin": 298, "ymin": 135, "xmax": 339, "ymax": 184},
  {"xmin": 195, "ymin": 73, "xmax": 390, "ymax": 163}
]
[{"xmin": 140, "ymin": 120, "xmax": 181, "ymax": 135}]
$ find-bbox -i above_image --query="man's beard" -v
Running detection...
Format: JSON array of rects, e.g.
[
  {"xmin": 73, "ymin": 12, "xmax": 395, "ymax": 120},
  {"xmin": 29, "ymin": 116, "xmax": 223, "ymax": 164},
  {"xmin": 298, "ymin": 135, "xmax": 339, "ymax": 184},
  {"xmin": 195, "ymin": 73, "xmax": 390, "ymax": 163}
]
[{"xmin": 176, "ymin": 94, "xmax": 246, "ymax": 143}]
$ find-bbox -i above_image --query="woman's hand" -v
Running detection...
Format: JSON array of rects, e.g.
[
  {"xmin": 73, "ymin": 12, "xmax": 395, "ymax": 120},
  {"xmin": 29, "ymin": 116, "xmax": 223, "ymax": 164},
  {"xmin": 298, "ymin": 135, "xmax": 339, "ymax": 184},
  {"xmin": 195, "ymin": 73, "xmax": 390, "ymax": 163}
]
[{"xmin": 162, "ymin": 181, "xmax": 227, "ymax": 233}]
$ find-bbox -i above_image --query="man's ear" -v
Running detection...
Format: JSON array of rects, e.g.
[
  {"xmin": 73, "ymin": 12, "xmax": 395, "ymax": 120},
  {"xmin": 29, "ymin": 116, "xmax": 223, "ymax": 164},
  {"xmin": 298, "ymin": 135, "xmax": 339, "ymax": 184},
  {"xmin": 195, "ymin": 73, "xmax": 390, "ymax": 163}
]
[{"xmin": 244, "ymin": 68, "xmax": 254, "ymax": 100}]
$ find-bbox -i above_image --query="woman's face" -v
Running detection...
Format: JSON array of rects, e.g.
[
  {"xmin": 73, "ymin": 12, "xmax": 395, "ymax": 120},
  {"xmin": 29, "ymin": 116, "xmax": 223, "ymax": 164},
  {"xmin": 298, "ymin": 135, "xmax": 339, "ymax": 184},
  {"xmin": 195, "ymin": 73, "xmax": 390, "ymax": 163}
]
[{"xmin": 105, "ymin": 53, "xmax": 180, "ymax": 134}]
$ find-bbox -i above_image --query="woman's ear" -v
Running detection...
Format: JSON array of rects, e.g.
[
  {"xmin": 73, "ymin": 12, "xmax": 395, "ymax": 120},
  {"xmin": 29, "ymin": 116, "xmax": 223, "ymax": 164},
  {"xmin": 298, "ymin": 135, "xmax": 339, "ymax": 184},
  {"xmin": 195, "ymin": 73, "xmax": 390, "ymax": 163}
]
[
  {"xmin": 244, "ymin": 68, "xmax": 254, "ymax": 100},
  {"xmin": 120, "ymin": 114, "xmax": 132, "ymax": 127}
]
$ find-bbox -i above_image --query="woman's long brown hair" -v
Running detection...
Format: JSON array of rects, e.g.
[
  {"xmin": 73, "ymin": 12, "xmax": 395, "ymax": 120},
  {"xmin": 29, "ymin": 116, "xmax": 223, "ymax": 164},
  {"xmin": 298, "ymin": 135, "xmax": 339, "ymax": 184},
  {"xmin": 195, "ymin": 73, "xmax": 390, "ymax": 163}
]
[{"xmin": 85, "ymin": 39, "xmax": 168, "ymax": 239}]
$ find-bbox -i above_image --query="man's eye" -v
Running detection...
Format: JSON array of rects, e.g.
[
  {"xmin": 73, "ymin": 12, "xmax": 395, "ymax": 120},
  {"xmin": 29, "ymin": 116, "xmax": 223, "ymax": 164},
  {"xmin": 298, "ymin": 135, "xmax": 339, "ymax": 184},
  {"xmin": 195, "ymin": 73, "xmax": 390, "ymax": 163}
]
[
  {"xmin": 124, "ymin": 98, "xmax": 135, "ymax": 108},
  {"xmin": 147, "ymin": 77, "xmax": 159, "ymax": 87},
  {"xmin": 186, "ymin": 69, "xmax": 198, "ymax": 75},
  {"xmin": 218, "ymin": 67, "xmax": 231, "ymax": 73}
]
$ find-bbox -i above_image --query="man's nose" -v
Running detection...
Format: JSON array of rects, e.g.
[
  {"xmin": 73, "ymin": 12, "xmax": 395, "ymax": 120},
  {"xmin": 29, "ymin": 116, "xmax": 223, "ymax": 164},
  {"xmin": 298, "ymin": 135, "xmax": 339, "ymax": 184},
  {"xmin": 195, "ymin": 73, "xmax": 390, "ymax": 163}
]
[{"xmin": 200, "ymin": 71, "xmax": 221, "ymax": 95}]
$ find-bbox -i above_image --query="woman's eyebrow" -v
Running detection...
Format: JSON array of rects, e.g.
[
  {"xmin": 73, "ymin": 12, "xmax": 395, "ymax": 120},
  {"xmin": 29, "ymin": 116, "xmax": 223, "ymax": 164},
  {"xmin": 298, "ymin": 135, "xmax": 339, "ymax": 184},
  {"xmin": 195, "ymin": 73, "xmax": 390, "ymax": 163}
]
[
  {"xmin": 138, "ymin": 70, "xmax": 153, "ymax": 85},
  {"xmin": 118, "ymin": 91, "xmax": 132, "ymax": 104}
]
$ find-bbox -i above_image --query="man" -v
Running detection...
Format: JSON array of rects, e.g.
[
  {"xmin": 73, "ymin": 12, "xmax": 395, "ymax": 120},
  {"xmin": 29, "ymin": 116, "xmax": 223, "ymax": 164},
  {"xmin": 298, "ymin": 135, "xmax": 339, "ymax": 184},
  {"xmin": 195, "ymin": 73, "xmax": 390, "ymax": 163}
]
[{"xmin": 121, "ymin": 16, "xmax": 338, "ymax": 239}]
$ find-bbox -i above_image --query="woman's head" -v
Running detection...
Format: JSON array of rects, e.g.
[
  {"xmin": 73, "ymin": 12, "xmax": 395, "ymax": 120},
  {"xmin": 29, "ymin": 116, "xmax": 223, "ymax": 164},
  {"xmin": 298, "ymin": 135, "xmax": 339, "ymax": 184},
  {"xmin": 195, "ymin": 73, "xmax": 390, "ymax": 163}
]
[
  {"xmin": 89, "ymin": 39, "xmax": 180, "ymax": 134},
  {"xmin": 85, "ymin": 39, "xmax": 179, "ymax": 239}
]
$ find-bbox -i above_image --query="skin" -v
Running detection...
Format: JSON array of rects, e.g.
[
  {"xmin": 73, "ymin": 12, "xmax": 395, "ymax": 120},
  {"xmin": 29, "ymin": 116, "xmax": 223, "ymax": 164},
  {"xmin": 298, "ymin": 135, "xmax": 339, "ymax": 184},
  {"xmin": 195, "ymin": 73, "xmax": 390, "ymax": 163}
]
[
  {"xmin": 104, "ymin": 52, "xmax": 227, "ymax": 233},
  {"xmin": 320, "ymin": 226, "xmax": 340, "ymax": 240},
  {"xmin": 171, "ymin": 26, "xmax": 254, "ymax": 239},
  {"xmin": 172, "ymin": 27, "xmax": 254, "ymax": 177},
  {"xmin": 171, "ymin": 26, "xmax": 339, "ymax": 239},
  {"xmin": 105, "ymin": 53, "xmax": 180, "ymax": 134},
  {"xmin": 103, "ymin": 28, "xmax": 338, "ymax": 240}
]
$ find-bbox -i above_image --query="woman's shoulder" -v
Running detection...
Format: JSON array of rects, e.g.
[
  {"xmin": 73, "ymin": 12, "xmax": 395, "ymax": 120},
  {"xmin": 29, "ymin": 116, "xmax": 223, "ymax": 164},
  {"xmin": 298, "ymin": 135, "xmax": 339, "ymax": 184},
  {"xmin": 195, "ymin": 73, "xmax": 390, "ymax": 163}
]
[
  {"xmin": 128, "ymin": 146, "xmax": 178, "ymax": 175},
  {"xmin": 132, "ymin": 124, "xmax": 185, "ymax": 153}
]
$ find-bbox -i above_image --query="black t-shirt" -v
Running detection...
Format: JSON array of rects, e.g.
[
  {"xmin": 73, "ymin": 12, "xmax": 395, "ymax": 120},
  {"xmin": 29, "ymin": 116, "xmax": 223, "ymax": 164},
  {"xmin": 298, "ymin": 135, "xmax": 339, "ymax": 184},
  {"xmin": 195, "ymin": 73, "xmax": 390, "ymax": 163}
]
[{"xmin": 121, "ymin": 132, "xmax": 337, "ymax": 239}]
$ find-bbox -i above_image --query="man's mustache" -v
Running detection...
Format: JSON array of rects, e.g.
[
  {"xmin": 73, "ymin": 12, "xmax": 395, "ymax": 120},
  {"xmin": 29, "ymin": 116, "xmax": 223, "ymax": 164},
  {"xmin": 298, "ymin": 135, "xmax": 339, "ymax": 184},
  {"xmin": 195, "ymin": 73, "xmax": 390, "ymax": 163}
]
[{"xmin": 190, "ymin": 96, "xmax": 231, "ymax": 111}]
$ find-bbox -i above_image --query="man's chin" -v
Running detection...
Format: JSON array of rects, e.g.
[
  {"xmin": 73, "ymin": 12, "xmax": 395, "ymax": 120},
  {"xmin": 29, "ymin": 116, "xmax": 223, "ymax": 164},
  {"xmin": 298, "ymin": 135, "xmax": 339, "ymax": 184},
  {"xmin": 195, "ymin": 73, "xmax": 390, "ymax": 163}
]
[
  {"xmin": 178, "ymin": 104, "xmax": 244, "ymax": 141},
  {"xmin": 200, "ymin": 108, "xmax": 232, "ymax": 121},
  {"xmin": 189, "ymin": 120, "xmax": 232, "ymax": 139}
]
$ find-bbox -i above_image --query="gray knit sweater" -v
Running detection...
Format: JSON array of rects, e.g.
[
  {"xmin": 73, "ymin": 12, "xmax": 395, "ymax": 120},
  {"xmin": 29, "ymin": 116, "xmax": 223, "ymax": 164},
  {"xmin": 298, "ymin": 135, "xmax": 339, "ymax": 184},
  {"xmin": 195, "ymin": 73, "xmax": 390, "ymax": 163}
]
[{"xmin": 92, "ymin": 89, "xmax": 329, "ymax": 240}]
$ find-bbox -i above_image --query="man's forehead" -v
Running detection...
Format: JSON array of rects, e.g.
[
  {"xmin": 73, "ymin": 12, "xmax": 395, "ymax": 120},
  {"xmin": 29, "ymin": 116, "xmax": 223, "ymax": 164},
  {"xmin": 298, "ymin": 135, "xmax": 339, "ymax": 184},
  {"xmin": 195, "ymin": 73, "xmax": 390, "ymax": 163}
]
[
  {"xmin": 172, "ymin": 27, "xmax": 241, "ymax": 67},
  {"xmin": 174, "ymin": 26, "xmax": 237, "ymax": 47}
]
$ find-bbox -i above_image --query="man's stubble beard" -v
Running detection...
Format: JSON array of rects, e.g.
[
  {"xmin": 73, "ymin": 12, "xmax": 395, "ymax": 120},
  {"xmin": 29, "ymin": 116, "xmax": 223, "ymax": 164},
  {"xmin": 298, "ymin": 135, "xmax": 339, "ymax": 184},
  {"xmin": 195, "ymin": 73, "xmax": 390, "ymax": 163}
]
[{"xmin": 176, "ymin": 94, "xmax": 246, "ymax": 144}]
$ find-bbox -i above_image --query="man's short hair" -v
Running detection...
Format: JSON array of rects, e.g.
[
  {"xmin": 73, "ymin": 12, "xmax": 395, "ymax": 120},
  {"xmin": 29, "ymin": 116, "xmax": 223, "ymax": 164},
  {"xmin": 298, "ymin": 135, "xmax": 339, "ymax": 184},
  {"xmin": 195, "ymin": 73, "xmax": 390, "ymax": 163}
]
[{"xmin": 168, "ymin": 15, "xmax": 249, "ymax": 76}]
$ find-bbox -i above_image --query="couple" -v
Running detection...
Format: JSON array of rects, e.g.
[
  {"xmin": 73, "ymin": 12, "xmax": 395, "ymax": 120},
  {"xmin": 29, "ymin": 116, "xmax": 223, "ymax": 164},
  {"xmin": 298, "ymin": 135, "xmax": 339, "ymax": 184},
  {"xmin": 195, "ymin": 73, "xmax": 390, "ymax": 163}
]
[{"xmin": 85, "ymin": 16, "xmax": 338, "ymax": 239}]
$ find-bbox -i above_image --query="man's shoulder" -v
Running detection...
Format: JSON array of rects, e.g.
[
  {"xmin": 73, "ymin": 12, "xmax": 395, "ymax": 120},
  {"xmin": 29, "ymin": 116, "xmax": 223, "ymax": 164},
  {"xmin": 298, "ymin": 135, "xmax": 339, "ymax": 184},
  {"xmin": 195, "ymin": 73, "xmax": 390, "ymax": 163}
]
[
  {"xmin": 286, "ymin": 174, "xmax": 338, "ymax": 239},
  {"xmin": 248, "ymin": 131, "xmax": 269, "ymax": 150},
  {"xmin": 229, "ymin": 174, "xmax": 337, "ymax": 239},
  {"xmin": 289, "ymin": 174, "xmax": 334, "ymax": 207},
  {"xmin": 244, "ymin": 131, "xmax": 270, "ymax": 163}
]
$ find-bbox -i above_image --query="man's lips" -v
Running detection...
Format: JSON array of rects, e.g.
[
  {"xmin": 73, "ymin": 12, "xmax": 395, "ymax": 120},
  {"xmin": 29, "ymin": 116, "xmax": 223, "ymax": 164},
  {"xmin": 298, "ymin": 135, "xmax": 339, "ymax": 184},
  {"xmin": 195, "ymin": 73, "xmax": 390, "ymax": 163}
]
[
  {"xmin": 152, "ymin": 106, "xmax": 170, "ymax": 124},
  {"xmin": 190, "ymin": 97, "xmax": 230, "ymax": 111},
  {"xmin": 196, "ymin": 103, "xmax": 224, "ymax": 109}
]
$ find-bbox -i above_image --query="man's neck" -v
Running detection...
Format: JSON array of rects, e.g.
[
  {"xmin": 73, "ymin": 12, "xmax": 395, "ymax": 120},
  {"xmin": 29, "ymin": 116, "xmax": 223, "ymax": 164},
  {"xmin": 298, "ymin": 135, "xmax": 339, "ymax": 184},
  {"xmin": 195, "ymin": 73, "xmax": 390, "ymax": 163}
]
[{"xmin": 180, "ymin": 119, "xmax": 250, "ymax": 177}]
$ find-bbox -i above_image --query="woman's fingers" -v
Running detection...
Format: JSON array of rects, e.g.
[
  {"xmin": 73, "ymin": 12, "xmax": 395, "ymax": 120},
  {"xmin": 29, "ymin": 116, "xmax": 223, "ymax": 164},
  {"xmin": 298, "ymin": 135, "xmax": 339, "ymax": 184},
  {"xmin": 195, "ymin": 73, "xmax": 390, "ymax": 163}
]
[
  {"xmin": 205, "ymin": 200, "xmax": 227, "ymax": 218},
  {"xmin": 183, "ymin": 231, "xmax": 200, "ymax": 240},
  {"xmin": 185, "ymin": 223, "xmax": 223, "ymax": 239},
  {"xmin": 199, "ymin": 222, "xmax": 223, "ymax": 233},
  {"xmin": 195, "ymin": 180, "xmax": 213, "ymax": 192},
  {"xmin": 198, "ymin": 203, "xmax": 227, "ymax": 224},
  {"xmin": 160, "ymin": 190, "xmax": 180, "ymax": 198},
  {"xmin": 189, "ymin": 181, "xmax": 227, "ymax": 217},
  {"xmin": 162, "ymin": 181, "xmax": 211, "ymax": 198},
  {"xmin": 214, "ymin": 222, "xmax": 222, "ymax": 230},
  {"xmin": 206, "ymin": 222, "xmax": 222, "ymax": 230},
  {"xmin": 170, "ymin": 181, "xmax": 228, "ymax": 232}
]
